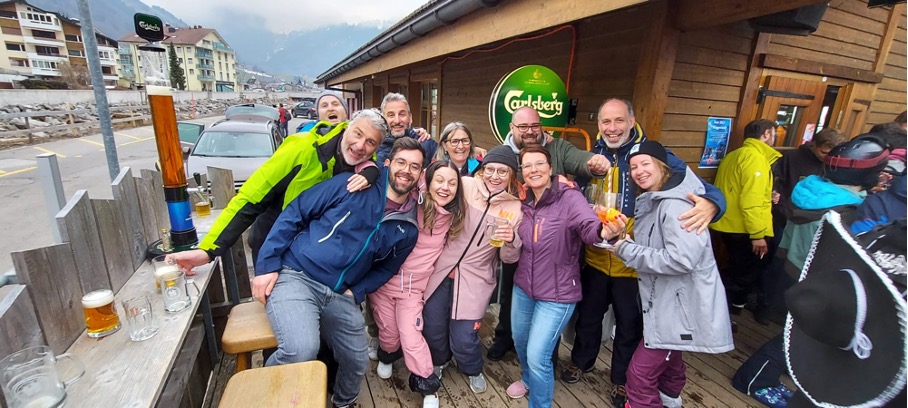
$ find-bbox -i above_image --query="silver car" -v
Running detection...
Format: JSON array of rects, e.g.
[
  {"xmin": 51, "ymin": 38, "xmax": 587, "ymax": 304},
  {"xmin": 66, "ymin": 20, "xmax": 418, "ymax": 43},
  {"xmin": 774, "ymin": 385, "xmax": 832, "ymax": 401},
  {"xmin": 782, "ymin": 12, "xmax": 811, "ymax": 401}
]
[{"xmin": 185, "ymin": 119, "xmax": 283, "ymax": 191}]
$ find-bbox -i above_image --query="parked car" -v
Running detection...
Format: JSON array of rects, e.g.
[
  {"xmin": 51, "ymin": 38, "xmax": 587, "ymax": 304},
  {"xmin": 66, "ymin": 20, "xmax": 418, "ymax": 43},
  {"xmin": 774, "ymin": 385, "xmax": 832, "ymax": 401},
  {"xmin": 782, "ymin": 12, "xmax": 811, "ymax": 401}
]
[
  {"xmin": 292, "ymin": 101, "xmax": 317, "ymax": 119},
  {"xmin": 225, "ymin": 103, "xmax": 280, "ymax": 122},
  {"xmin": 186, "ymin": 118, "xmax": 282, "ymax": 191},
  {"xmin": 177, "ymin": 121, "xmax": 205, "ymax": 160}
]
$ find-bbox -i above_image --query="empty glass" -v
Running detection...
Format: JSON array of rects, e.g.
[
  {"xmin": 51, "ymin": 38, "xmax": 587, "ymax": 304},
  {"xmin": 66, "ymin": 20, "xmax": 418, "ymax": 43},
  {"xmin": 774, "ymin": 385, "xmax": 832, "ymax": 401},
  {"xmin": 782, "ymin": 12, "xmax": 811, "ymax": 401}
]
[
  {"xmin": 121, "ymin": 293, "xmax": 159, "ymax": 341},
  {"xmin": 159, "ymin": 269, "xmax": 201, "ymax": 313}
]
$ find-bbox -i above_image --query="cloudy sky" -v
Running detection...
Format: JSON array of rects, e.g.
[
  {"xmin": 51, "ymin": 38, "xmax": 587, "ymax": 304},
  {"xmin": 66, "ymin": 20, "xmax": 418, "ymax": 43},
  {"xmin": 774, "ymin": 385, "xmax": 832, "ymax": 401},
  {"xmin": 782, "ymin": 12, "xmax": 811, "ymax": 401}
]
[{"xmin": 142, "ymin": 0, "xmax": 429, "ymax": 34}]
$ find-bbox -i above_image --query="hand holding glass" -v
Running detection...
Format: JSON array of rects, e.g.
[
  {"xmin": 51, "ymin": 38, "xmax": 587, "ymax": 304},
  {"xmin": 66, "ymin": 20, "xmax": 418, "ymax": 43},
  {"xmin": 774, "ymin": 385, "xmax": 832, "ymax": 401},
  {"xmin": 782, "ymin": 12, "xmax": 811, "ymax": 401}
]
[
  {"xmin": 593, "ymin": 192, "xmax": 624, "ymax": 249},
  {"xmin": 488, "ymin": 217, "xmax": 510, "ymax": 248}
]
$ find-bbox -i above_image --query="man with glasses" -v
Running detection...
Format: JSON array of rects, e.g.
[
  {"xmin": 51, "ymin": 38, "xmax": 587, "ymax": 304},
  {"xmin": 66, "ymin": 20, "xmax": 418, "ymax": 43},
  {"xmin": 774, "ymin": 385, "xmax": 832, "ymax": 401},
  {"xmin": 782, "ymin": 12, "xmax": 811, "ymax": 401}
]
[
  {"xmin": 376, "ymin": 92, "xmax": 438, "ymax": 168},
  {"xmin": 253, "ymin": 137, "xmax": 425, "ymax": 408},
  {"xmin": 489, "ymin": 106, "xmax": 612, "ymax": 361}
]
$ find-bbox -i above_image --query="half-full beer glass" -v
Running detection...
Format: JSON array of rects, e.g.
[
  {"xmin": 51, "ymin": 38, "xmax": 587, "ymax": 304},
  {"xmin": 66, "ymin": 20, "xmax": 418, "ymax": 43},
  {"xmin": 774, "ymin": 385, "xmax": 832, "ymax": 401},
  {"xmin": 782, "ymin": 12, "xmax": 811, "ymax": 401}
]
[
  {"xmin": 81, "ymin": 289, "xmax": 120, "ymax": 338},
  {"xmin": 160, "ymin": 270, "xmax": 201, "ymax": 313}
]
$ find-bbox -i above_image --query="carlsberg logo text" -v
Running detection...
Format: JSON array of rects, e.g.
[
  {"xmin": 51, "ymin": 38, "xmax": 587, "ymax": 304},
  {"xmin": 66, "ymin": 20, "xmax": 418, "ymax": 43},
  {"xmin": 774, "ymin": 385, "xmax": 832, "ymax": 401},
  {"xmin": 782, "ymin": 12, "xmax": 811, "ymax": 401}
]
[
  {"xmin": 139, "ymin": 21, "xmax": 161, "ymax": 32},
  {"xmin": 504, "ymin": 90, "xmax": 564, "ymax": 119}
]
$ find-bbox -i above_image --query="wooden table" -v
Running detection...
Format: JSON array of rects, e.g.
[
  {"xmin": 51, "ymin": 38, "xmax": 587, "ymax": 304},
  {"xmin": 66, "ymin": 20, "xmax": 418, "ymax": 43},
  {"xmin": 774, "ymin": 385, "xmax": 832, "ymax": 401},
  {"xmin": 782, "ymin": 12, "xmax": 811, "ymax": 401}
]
[
  {"xmin": 62, "ymin": 256, "xmax": 216, "ymax": 407},
  {"xmin": 217, "ymin": 361, "xmax": 328, "ymax": 408}
]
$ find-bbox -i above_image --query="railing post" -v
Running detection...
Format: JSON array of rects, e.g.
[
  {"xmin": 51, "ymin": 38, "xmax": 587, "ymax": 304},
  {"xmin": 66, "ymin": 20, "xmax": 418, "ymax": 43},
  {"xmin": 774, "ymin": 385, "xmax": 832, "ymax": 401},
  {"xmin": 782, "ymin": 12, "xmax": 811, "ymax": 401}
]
[{"xmin": 36, "ymin": 153, "xmax": 66, "ymax": 243}]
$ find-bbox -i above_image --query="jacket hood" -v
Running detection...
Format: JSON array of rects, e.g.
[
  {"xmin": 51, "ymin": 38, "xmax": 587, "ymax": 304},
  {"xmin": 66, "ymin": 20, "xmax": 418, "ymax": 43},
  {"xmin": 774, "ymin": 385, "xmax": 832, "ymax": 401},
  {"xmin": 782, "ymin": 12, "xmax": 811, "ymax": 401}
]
[
  {"xmin": 503, "ymin": 131, "xmax": 548, "ymax": 154},
  {"xmin": 634, "ymin": 167, "xmax": 703, "ymax": 215},
  {"xmin": 791, "ymin": 175, "xmax": 864, "ymax": 211}
]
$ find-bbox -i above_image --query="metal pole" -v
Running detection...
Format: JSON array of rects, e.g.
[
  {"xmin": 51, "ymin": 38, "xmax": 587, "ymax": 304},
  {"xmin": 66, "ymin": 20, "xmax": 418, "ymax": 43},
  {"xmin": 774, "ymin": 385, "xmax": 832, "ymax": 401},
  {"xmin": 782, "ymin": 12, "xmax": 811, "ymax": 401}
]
[
  {"xmin": 77, "ymin": 0, "xmax": 120, "ymax": 181},
  {"xmin": 36, "ymin": 153, "xmax": 66, "ymax": 243}
]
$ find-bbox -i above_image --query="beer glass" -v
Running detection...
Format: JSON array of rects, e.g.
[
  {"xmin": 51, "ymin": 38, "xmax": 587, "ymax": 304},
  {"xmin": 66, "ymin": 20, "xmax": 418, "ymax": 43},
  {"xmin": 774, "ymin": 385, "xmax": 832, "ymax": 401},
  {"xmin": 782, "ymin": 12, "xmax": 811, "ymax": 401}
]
[
  {"xmin": 593, "ymin": 192, "xmax": 623, "ymax": 249},
  {"xmin": 0, "ymin": 345, "xmax": 84, "ymax": 408},
  {"xmin": 160, "ymin": 269, "xmax": 201, "ymax": 313},
  {"xmin": 487, "ymin": 216, "xmax": 509, "ymax": 248},
  {"xmin": 121, "ymin": 293, "xmax": 159, "ymax": 341},
  {"xmin": 194, "ymin": 200, "xmax": 212, "ymax": 216},
  {"xmin": 81, "ymin": 289, "xmax": 120, "ymax": 338},
  {"xmin": 153, "ymin": 255, "xmax": 180, "ymax": 294}
]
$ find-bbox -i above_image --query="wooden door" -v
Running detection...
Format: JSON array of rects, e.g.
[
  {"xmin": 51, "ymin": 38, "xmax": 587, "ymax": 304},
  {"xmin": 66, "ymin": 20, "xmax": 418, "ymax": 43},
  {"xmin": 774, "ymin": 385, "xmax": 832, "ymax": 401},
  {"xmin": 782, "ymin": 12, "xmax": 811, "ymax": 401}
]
[{"xmin": 756, "ymin": 76, "xmax": 827, "ymax": 147}]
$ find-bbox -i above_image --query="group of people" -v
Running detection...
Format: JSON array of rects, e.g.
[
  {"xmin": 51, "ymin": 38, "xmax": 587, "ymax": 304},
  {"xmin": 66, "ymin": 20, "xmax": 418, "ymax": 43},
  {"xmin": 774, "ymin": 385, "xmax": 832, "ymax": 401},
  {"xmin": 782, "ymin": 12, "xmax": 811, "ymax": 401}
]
[{"xmin": 167, "ymin": 91, "xmax": 906, "ymax": 408}]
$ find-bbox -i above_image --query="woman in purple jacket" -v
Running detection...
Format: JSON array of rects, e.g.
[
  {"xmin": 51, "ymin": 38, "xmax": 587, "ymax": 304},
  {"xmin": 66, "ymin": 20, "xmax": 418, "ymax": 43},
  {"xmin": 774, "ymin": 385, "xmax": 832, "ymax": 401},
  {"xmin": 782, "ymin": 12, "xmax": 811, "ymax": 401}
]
[{"xmin": 506, "ymin": 145, "xmax": 613, "ymax": 407}]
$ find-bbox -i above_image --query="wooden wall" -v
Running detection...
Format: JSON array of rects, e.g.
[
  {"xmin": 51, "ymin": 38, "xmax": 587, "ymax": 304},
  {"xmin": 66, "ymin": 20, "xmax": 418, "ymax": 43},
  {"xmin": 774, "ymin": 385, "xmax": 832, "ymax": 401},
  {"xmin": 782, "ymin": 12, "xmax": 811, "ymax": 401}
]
[
  {"xmin": 661, "ymin": 22, "xmax": 755, "ymax": 179},
  {"xmin": 430, "ymin": 5, "xmax": 647, "ymax": 150},
  {"xmin": 867, "ymin": 6, "xmax": 907, "ymax": 130}
]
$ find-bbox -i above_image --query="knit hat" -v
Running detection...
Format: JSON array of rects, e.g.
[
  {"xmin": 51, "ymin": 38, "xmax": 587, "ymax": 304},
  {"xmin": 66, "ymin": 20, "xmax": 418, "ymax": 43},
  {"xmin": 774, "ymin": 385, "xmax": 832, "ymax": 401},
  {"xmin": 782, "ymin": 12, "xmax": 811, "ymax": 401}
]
[
  {"xmin": 316, "ymin": 92, "xmax": 349, "ymax": 118},
  {"xmin": 628, "ymin": 140, "xmax": 668, "ymax": 164},
  {"xmin": 481, "ymin": 145, "xmax": 519, "ymax": 172}
]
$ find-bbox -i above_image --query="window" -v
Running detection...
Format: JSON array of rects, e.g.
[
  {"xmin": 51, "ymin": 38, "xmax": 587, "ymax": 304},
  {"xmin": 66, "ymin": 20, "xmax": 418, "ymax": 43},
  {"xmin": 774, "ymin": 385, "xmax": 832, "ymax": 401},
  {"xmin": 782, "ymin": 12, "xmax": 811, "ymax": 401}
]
[
  {"xmin": 64, "ymin": 34, "xmax": 82, "ymax": 42},
  {"xmin": 5, "ymin": 43, "xmax": 25, "ymax": 51},
  {"xmin": 202, "ymin": 40, "xmax": 211, "ymax": 45},
  {"xmin": 31, "ymin": 60, "xmax": 58, "ymax": 69},
  {"xmin": 35, "ymin": 46, "xmax": 59, "ymax": 56},
  {"xmin": 99, "ymin": 51, "xmax": 111, "ymax": 59},
  {"xmin": 189, "ymin": 69, "xmax": 194, "ymax": 74},
  {"xmin": 1, "ymin": 26, "xmax": 22, "ymax": 35},
  {"xmin": 9, "ymin": 58, "xmax": 28, "ymax": 67},
  {"xmin": 22, "ymin": 12, "xmax": 53, "ymax": 24},
  {"xmin": 188, "ymin": 58, "xmax": 193, "ymax": 64},
  {"xmin": 68, "ymin": 49, "xmax": 84, "ymax": 57},
  {"xmin": 31, "ymin": 29, "xmax": 56, "ymax": 39},
  {"xmin": 0, "ymin": 10, "xmax": 17, "ymax": 19},
  {"xmin": 178, "ymin": 58, "xmax": 183, "ymax": 63},
  {"xmin": 187, "ymin": 47, "xmax": 192, "ymax": 52}
]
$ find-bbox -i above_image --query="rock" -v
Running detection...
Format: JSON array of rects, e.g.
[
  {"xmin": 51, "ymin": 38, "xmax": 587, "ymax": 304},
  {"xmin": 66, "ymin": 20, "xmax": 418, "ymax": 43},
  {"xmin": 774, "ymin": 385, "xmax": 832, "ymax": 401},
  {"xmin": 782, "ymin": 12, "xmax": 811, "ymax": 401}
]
[
  {"xmin": 30, "ymin": 131, "xmax": 48, "ymax": 138},
  {"xmin": 28, "ymin": 118, "xmax": 49, "ymax": 128},
  {"xmin": 9, "ymin": 117, "xmax": 27, "ymax": 129}
]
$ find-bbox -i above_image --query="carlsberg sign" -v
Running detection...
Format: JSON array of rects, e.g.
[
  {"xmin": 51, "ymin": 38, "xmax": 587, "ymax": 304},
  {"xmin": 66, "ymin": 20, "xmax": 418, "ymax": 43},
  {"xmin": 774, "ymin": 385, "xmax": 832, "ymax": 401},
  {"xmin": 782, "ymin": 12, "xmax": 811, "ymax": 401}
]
[{"xmin": 489, "ymin": 65, "xmax": 568, "ymax": 143}]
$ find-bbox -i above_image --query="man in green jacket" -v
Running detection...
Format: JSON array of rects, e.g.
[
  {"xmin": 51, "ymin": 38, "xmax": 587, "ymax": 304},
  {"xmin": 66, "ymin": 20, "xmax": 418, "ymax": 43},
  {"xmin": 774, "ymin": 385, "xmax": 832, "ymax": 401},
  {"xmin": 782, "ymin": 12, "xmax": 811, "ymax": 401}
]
[{"xmin": 710, "ymin": 119, "xmax": 782, "ymax": 316}]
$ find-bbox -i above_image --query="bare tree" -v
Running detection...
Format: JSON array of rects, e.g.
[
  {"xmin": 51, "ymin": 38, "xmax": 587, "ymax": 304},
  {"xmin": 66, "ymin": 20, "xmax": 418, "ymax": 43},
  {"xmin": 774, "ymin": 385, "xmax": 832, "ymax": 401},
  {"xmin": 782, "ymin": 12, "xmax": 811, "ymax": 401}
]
[{"xmin": 57, "ymin": 62, "xmax": 91, "ymax": 89}]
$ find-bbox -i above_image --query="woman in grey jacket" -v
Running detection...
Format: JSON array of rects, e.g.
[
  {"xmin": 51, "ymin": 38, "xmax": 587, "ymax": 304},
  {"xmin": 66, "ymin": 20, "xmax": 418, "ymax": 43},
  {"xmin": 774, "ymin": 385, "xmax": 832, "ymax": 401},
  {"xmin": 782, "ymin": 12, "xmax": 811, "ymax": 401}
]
[{"xmin": 607, "ymin": 141, "xmax": 734, "ymax": 408}]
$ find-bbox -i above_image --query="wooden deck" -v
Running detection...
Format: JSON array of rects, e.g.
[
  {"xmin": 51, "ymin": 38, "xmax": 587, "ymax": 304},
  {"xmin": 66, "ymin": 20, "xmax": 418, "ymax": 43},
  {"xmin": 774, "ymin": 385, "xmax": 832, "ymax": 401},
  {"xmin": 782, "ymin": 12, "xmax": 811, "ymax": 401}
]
[{"xmin": 202, "ymin": 303, "xmax": 786, "ymax": 408}]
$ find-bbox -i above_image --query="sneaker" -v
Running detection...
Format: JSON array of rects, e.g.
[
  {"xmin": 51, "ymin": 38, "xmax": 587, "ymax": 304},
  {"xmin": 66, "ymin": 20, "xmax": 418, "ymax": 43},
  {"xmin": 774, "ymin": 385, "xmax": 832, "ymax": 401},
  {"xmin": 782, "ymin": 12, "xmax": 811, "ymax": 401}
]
[
  {"xmin": 376, "ymin": 361, "xmax": 393, "ymax": 379},
  {"xmin": 774, "ymin": 384, "xmax": 795, "ymax": 399},
  {"xmin": 368, "ymin": 337, "xmax": 379, "ymax": 361},
  {"xmin": 730, "ymin": 304, "xmax": 745, "ymax": 315},
  {"xmin": 609, "ymin": 384, "xmax": 627, "ymax": 408},
  {"xmin": 469, "ymin": 373, "xmax": 487, "ymax": 394},
  {"xmin": 433, "ymin": 362, "xmax": 448, "ymax": 380},
  {"xmin": 659, "ymin": 391, "xmax": 682, "ymax": 408},
  {"xmin": 560, "ymin": 363, "xmax": 591, "ymax": 384},
  {"xmin": 487, "ymin": 338, "xmax": 514, "ymax": 361},
  {"xmin": 752, "ymin": 386, "xmax": 790, "ymax": 408},
  {"xmin": 506, "ymin": 380, "xmax": 528, "ymax": 399},
  {"xmin": 422, "ymin": 394, "xmax": 439, "ymax": 408}
]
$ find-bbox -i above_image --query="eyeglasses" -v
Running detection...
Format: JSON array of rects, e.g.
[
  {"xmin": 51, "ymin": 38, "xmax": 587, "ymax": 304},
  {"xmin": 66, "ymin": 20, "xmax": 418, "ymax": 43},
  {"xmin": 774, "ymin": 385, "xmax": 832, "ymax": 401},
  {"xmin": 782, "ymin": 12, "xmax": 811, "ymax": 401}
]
[
  {"xmin": 446, "ymin": 138, "xmax": 471, "ymax": 147},
  {"xmin": 392, "ymin": 158, "xmax": 422, "ymax": 173},
  {"xmin": 483, "ymin": 166, "xmax": 511, "ymax": 178},
  {"xmin": 512, "ymin": 123, "xmax": 542, "ymax": 133},
  {"xmin": 521, "ymin": 161, "xmax": 549, "ymax": 171}
]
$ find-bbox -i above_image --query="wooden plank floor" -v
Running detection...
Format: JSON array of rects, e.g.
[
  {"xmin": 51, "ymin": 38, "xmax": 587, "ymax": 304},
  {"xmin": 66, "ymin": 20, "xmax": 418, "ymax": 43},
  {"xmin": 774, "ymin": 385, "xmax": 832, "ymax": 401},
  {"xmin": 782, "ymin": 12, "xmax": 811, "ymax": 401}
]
[{"xmin": 203, "ymin": 303, "xmax": 788, "ymax": 408}]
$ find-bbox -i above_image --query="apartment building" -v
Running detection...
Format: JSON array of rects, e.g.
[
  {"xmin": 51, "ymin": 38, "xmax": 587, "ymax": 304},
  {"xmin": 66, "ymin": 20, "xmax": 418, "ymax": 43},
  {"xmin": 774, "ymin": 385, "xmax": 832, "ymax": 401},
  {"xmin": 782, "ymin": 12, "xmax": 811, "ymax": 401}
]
[
  {"xmin": 0, "ymin": 0, "xmax": 118, "ymax": 87},
  {"xmin": 119, "ymin": 25, "xmax": 238, "ymax": 92}
]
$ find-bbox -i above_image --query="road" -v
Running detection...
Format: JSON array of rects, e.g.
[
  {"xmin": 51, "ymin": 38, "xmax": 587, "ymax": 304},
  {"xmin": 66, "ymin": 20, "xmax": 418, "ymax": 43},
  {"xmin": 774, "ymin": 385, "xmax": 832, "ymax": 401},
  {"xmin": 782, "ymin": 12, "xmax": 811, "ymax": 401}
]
[{"xmin": 0, "ymin": 116, "xmax": 309, "ymax": 276}]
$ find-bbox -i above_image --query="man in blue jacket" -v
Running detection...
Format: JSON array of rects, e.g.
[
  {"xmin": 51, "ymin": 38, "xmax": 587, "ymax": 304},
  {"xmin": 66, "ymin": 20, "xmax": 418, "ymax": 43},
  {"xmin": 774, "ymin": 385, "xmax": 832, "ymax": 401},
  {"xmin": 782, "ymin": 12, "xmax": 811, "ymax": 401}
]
[{"xmin": 253, "ymin": 137, "xmax": 425, "ymax": 408}]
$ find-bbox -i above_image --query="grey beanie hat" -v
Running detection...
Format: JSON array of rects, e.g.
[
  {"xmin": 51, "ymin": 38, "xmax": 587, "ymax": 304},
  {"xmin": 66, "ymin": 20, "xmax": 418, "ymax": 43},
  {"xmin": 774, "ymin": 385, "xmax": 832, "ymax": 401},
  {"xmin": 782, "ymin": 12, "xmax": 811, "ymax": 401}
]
[
  {"xmin": 482, "ymin": 145, "xmax": 519, "ymax": 171},
  {"xmin": 316, "ymin": 92, "xmax": 349, "ymax": 117}
]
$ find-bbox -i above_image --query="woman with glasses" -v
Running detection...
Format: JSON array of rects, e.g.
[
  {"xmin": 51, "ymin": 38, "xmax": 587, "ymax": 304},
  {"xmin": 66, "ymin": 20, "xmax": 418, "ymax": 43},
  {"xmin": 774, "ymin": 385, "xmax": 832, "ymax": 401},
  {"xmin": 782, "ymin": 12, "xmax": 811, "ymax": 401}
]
[
  {"xmin": 422, "ymin": 145, "xmax": 524, "ymax": 396},
  {"xmin": 437, "ymin": 121, "xmax": 481, "ymax": 176},
  {"xmin": 506, "ymin": 145, "xmax": 615, "ymax": 407}
]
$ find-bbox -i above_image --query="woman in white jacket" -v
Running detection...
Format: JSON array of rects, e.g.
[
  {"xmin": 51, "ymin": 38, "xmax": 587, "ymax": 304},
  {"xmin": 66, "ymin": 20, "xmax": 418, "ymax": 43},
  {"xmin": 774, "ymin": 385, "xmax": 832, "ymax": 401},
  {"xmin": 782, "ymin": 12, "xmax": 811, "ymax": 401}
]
[{"xmin": 605, "ymin": 141, "xmax": 734, "ymax": 408}]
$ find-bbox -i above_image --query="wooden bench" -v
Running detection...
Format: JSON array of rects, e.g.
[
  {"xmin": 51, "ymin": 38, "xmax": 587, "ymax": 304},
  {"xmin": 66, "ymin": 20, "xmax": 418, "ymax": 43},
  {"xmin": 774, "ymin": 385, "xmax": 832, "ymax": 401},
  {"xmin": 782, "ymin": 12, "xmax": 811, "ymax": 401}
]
[
  {"xmin": 218, "ymin": 360, "xmax": 327, "ymax": 408},
  {"xmin": 222, "ymin": 301, "xmax": 277, "ymax": 372}
]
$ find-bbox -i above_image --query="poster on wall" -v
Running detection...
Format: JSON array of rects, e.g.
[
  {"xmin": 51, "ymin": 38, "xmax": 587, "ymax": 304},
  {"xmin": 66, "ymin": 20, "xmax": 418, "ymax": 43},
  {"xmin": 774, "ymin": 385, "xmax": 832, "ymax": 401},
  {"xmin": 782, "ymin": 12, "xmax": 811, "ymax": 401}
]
[
  {"xmin": 698, "ymin": 117, "xmax": 733, "ymax": 168},
  {"xmin": 488, "ymin": 65, "xmax": 568, "ymax": 144}
]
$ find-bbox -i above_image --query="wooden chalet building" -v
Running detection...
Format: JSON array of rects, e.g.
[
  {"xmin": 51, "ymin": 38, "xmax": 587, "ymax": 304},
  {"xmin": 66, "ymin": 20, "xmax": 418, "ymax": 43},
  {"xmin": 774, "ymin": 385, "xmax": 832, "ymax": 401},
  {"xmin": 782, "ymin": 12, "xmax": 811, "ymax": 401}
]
[{"xmin": 316, "ymin": 0, "xmax": 907, "ymax": 179}]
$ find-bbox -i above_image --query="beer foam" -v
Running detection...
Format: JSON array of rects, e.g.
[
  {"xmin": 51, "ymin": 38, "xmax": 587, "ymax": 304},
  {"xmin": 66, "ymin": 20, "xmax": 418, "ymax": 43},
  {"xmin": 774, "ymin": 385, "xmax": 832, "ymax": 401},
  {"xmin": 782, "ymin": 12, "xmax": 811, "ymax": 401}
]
[
  {"xmin": 154, "ymin": 264, "xmax": 180, "ymax": 279},
  {"xmin": 81, "ymin": 289, "xmax": 114, "ymax": 308},
  {"xmin": 146, "ymin": 85, "xmax": 172, "ymax": 96}
]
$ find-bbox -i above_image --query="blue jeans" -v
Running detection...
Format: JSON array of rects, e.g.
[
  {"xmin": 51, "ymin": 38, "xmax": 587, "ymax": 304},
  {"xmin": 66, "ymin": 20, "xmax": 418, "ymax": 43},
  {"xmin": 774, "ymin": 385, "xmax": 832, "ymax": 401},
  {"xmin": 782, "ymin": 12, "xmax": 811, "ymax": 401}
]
[
  {"xmin": 265, "ymin": 268, "xmax": 368, "ymax": 407},
  {"xmin": 511, "ymin": 285, "xmax": 575, "ymax": 408}
]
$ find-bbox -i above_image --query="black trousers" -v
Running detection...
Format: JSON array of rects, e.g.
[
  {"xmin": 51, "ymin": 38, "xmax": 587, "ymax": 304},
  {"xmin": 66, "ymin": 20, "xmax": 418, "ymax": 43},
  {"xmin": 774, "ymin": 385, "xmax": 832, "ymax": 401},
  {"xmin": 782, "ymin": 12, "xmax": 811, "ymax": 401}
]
[
  {"xmin": 732, "ymin": 334, "xmax": 785, "ymax": 395},
  {"xmin": 569, "ymin": 265, "xmax": 642, "ymax": 385},
  {"xmin": 492, "ymin": 261, "xmax": 518, "ymax": 343},
  {"xmin": 716, "ymin": 231, "xmax": 773, "ymax": 308},
  {"xmin": 423, "ymin": 277, "xmax": 484, "ymax": 376}
]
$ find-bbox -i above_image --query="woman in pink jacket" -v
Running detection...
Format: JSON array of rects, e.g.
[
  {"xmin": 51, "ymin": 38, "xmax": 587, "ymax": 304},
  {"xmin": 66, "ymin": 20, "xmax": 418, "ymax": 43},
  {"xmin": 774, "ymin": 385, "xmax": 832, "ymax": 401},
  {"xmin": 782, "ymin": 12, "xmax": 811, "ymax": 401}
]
[
  {"xmin": 369, "ymin": 160, "xmax": 466, "ymax": 408},
  {"xmin": 422, "ymin": 145, "xmax": 524, "ymax": 395}
]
